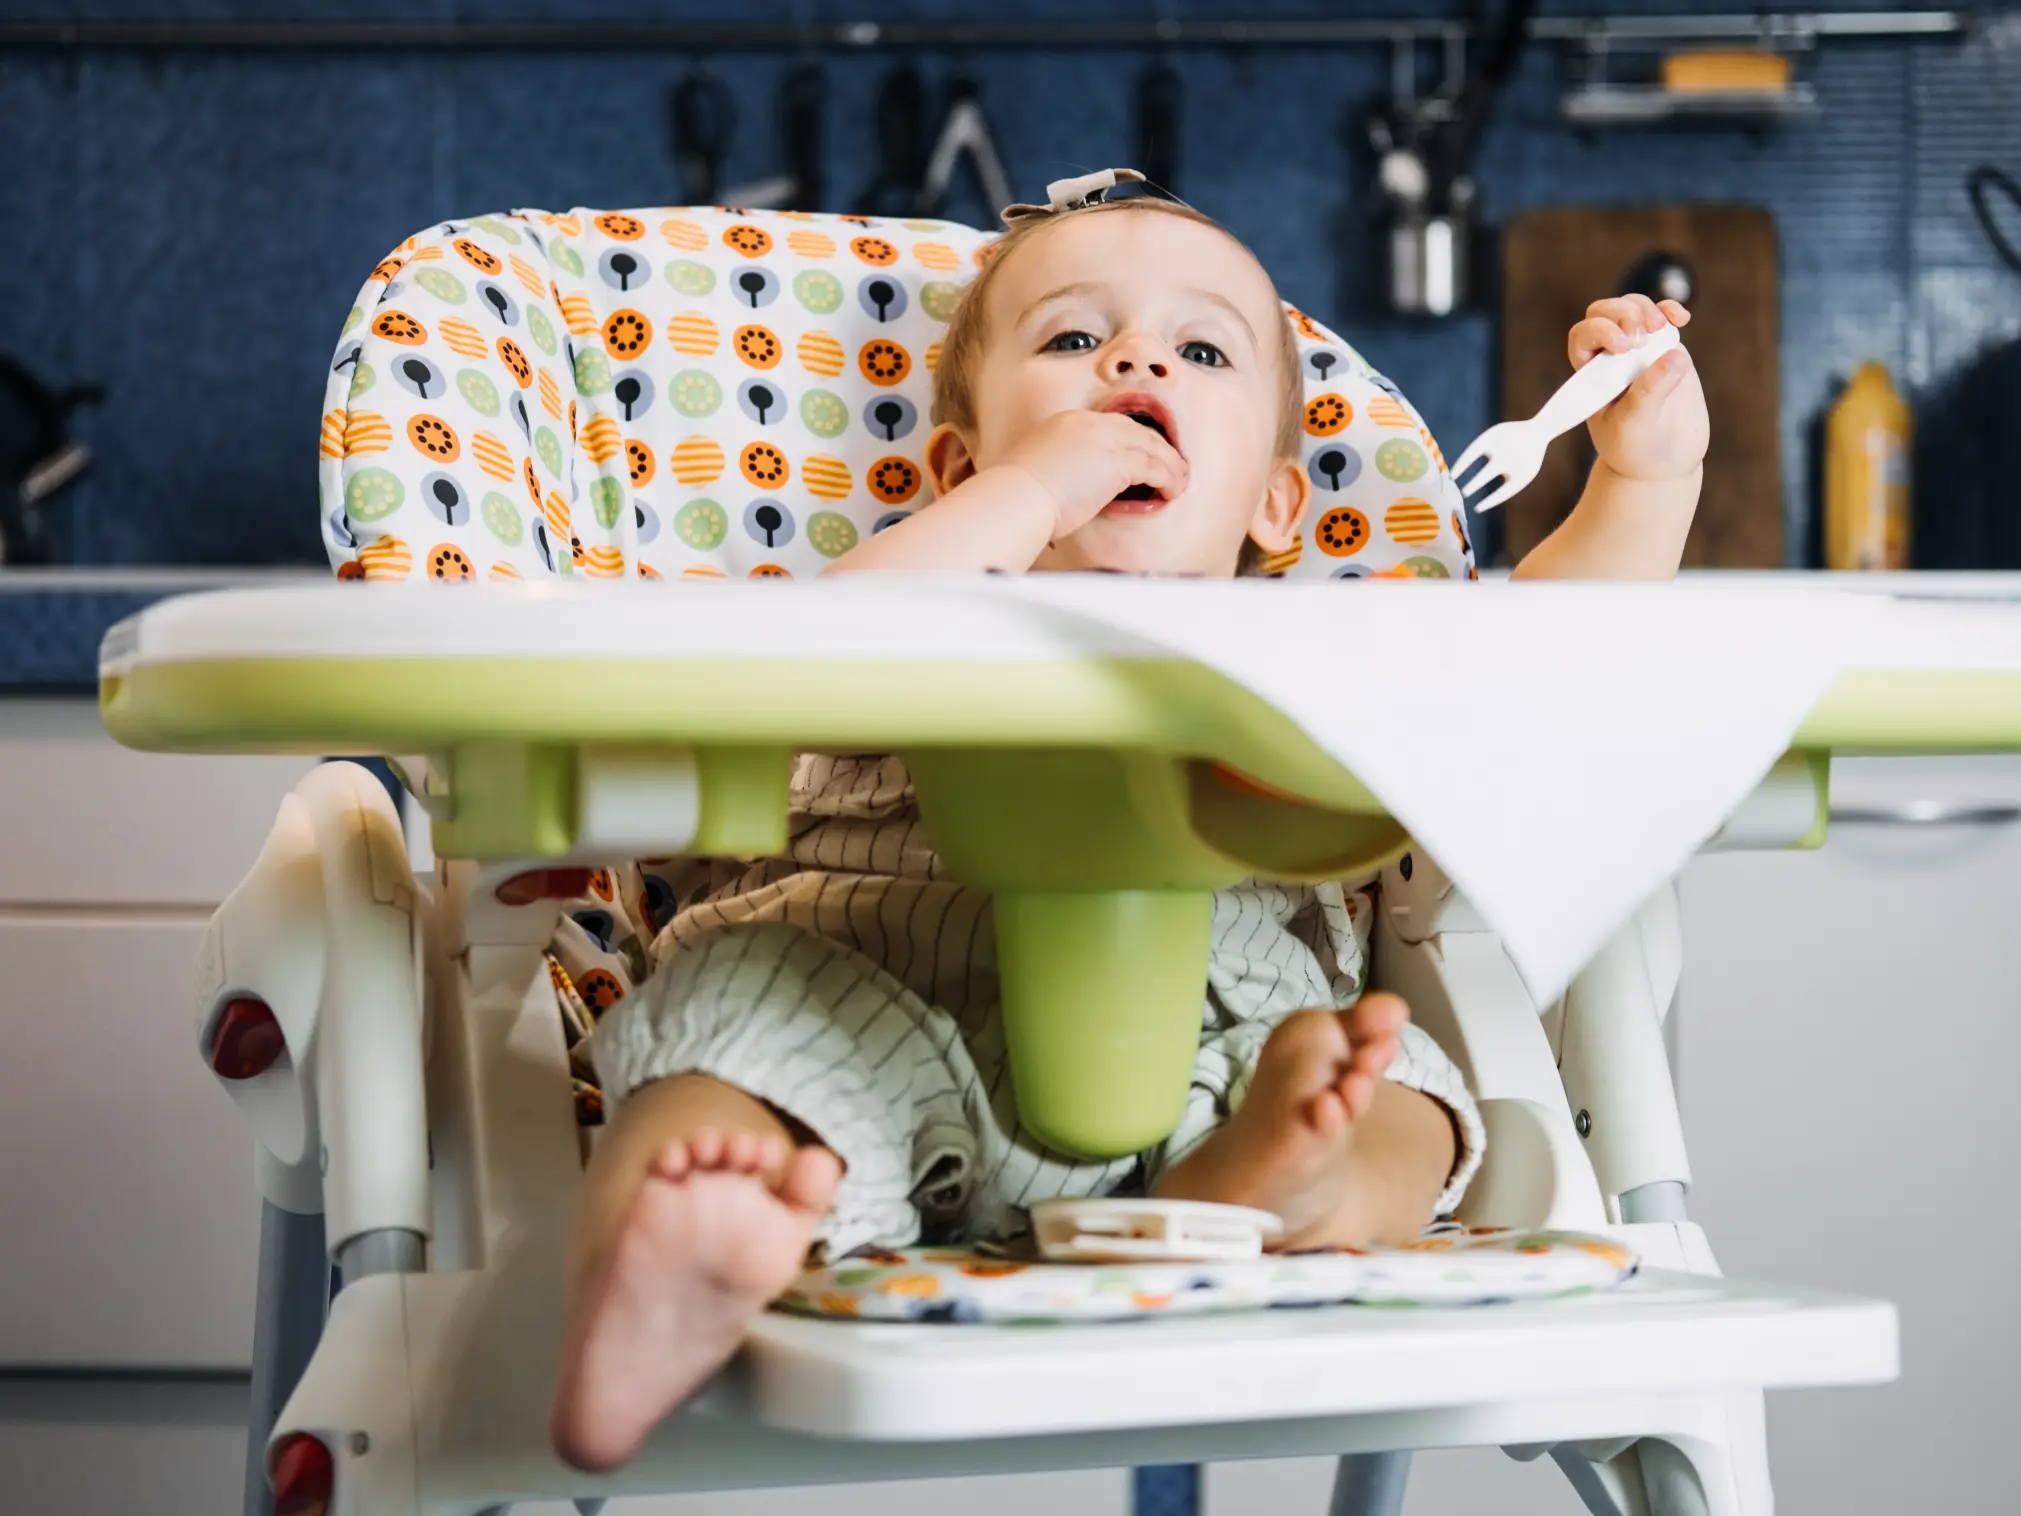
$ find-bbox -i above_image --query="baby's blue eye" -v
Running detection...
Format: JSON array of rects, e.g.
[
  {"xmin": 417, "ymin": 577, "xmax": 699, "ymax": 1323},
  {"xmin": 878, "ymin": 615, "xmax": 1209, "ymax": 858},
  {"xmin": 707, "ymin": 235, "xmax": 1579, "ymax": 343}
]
[
  {"xmin": 1179, "ymin": 340, "xmax": 1227, "ymax": 368},
  {"xmin": 1043, "ymin": 330, "xmax": 1099, "ymax": 353}
]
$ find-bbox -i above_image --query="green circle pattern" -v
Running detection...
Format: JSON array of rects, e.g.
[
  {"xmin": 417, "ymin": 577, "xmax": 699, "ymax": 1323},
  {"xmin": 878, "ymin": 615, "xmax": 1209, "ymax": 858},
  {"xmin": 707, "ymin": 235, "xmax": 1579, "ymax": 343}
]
[
  {"xmin": 671, "ymin": 369, "xmax": 723, "ymax": 418},
  {"xmin": 800, "ymin": 389, "xmax": 848, "ymax": 438},
  {"xmin": 481, "ymin": 491, "xmax": 524, "ymax": 545},
  {"xmin": 1400, "ymin": 555, "xmax": 1451, "ymax": 579},
  {"xmin": 665, "ymin": 260, "xmax": 715, "ymax": 295},
  {"xmin": 807, "ymin": 511, "xmax": 859, "ymax": 559},
  {"xmin": 590, "ymin": 477, "xmax": 625, "ymax": 530},
  {"xmin": 574, "ymin": 349, "xmax": 611, "ymax": 395},
  {"xmin": 345, "ymin": 469, "xmax": 403, "ymax": 523},
  {"xmin": 340, "ymin": 306, "xmax": 364, "ymax": 336},
  {"xmin": 676, "ymin": 498, "xmax": 728, "ymax": 551},
  {"xmin": 794, "ymin": 269, "xmax": 843, "ymax": 314},
  {"xmin": 550, "ymin": 241, "xmax": 584, "ymax": 277},
  {"xmin": 470, "ymin": 215, "xmax": 521, "ymax": 245},
  {"xmin": 920, "ymin": 281, "xmax": 964, "ymax": 322},
  {"xmin": 456, "ymin": 369, "xmax": 501, "ymax": 416},
  {"xmin": 414, "ymin": 268, "xmax": 467, "ymax": 304},
  {"xmin": 348, "ymin": 364, "xmax": 376, "ymax": 400},
  {"xmin": 535, "ymin": 427, "xmax": 563, "ymax": 478},
  {"xmin": 1375, "ymin": 439, "xmax": 1429, "ymax": 482},
  {"xmin": 526, "ymin": 305, "xmax": 558, "ymax": 355}
]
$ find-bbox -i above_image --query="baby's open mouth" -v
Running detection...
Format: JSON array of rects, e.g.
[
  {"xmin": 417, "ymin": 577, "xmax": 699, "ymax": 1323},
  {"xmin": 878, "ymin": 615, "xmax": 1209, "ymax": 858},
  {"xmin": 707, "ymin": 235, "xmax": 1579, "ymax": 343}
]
[{"xmin": 1099, "ymin": 393, "xmax": 1181, "ymax": 504}]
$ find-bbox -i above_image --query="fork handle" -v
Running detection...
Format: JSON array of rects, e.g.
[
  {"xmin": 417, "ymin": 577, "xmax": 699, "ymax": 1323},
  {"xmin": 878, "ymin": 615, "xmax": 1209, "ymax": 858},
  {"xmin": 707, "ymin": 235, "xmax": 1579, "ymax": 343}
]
[{"xmin": 1531, "ymin": 323, "xmax": 1683, "ymax": 440}]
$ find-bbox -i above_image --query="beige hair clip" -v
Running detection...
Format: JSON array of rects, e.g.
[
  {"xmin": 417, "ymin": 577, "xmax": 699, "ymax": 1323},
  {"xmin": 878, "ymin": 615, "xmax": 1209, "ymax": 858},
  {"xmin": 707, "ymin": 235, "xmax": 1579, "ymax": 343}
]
[{"xmin": 1001, "ymin": 167, "xmax": 1148, "ymax": 226}]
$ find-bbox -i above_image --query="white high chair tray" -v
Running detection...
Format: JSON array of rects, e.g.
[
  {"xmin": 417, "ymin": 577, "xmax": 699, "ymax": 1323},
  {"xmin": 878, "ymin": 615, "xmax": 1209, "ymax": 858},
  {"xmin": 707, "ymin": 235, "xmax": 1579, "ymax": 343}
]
[
  {"xmin": 102, "ymin": 574, "xmax": 2021, "ymax": 665},
  {"xmin": 96, "ymin": 577, "xmax": 2021, "ymax": 822},
  {"xmin": 711, "ymin": 1270, "xmax": 1895, "ymax": 1442},
  {"xmin": 375, "ymin": 1264, "xmax": 1893, "ymax": 1499}
]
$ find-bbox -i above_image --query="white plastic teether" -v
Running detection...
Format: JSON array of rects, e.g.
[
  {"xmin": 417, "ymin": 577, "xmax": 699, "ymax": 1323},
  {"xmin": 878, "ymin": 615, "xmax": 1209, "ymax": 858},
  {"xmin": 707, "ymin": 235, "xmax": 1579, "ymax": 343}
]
[{"xmin": 1030, "ymin": 1197, "xmax": 1284, "ymax": 1263}]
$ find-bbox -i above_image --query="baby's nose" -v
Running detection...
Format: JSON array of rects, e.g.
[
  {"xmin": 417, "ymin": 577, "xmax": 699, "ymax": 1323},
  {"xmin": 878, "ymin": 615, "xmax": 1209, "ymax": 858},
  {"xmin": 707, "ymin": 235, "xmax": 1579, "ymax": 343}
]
[{"xmin": 1105, "ymin": 337, "xmax": 1170, "ymax": 380}]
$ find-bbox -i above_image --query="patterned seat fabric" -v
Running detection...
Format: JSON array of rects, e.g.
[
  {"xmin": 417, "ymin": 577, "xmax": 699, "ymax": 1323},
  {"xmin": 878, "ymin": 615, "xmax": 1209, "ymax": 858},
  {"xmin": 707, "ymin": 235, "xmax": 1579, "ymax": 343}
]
[{"xmin": 320, "ymin": 205, "xmax": 1477, "ymax": 585}]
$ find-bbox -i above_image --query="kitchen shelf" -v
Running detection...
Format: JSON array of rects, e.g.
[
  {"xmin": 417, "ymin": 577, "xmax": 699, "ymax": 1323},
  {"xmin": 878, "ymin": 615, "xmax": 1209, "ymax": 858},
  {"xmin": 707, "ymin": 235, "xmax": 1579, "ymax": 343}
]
[{"xmin": 1561, "ymin": 84, "xmax": 1821, "ymax": 127}]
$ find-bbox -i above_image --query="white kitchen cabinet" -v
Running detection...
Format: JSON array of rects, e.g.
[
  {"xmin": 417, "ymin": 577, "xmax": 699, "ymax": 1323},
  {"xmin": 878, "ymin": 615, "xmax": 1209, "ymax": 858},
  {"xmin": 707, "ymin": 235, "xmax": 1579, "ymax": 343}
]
[
  {"xmin": 0, "ymin": 700, "xmax": 314, "ymax": 1370},
  {"xmin": 0, "ymin": 917, "xmax": 261, "ymax": 1368},
  {"xmin": 0, "ymin": 1376, "xmax": 247, "ymax": 1514},
  {"xmin": 0, "ymin": 698, "xmax": 317, "ymax": 906},
  {"xmin": 1678, "ymin": 754, "xmax": 2021, "ymax": 1516}
]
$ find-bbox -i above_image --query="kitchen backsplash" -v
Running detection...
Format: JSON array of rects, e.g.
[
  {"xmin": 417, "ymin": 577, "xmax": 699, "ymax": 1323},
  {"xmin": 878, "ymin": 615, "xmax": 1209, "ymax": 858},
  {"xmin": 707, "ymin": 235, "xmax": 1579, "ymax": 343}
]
[{"xmin": 0, "ymin": 0, "xmax": 2015, "ymax": 568}]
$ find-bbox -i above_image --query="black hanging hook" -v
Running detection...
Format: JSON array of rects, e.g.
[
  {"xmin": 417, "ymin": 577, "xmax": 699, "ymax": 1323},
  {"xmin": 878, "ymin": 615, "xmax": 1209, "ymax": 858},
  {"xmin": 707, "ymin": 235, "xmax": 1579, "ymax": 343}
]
[
  {"xmin": 1969, "ymin": 165, "xmax": 2021, "ymax": 276},
  {"xmin": 671, "ymin": 66, "xmax": 735, "ymax": 206},
  {"xmin": 1136, "ymin": 63, "xmax": 1182, "ymax": 199}
]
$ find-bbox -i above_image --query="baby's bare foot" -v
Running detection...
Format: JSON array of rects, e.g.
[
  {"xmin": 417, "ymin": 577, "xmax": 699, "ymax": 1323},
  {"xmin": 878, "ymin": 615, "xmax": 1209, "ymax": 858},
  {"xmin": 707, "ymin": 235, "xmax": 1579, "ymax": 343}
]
[
  {"xmin": 549, "ymin": 1129, "xmax": 841, "ymax": 1473},
  {"xmin": 1155, "ymin": 995, "xmax": 1406, "ymax": 1249}
]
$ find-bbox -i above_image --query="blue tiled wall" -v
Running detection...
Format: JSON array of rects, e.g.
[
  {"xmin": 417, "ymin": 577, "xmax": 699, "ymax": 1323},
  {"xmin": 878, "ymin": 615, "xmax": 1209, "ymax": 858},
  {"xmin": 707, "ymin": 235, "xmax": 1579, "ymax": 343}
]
[{"xmin": 1, "ymin": 1, "xmax": 2016, "ymax": 569}]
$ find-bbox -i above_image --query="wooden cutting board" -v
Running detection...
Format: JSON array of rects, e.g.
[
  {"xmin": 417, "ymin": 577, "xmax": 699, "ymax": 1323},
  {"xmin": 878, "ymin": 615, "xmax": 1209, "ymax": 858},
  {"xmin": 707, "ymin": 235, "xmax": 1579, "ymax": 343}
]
[{"xmin": 1498, "ymin": 205, "xmax": 1781, "ymax": 568}]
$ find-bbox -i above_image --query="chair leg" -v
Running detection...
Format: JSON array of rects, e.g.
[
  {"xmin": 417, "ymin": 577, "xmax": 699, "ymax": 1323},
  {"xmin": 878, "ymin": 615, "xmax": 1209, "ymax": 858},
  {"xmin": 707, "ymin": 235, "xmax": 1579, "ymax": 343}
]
[
  {"xmin": 1550, "ymin": 1444, "xmax": 1649, "ymax": 1516},
  {"xmin": 242, "ymin": 1201, "xmax": 328, "ymax": 1516},
  {"xmin": 1328, "ymin": 1452, "xmax": 1411, "ymax": 1516},
  {"xmin": 1638, "ymin": 1439, "xmax": 1715, "ymax": 1516},
  {"xmin": 1551, "ymin": 1412, "xmax": 1767, "ymax": 1516}
]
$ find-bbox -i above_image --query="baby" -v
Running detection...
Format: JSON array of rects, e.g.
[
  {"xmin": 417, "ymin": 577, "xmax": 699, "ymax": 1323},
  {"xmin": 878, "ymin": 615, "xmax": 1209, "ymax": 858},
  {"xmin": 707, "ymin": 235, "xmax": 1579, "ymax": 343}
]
[{"xmin": 547, "ymin": 177, "xmax": 1708, "ymax": 1473}]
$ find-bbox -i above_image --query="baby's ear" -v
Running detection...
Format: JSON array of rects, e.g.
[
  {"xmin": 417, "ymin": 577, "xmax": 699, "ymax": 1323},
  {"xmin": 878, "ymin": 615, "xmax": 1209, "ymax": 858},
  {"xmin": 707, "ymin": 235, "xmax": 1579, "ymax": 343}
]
[
  {"xmin": 1248, "ymin": 455, "xmax": 1309, "ymax": 554},
  {"xmin": 924, "ymin": 422, "xmax": 980, "ymax": 499}
]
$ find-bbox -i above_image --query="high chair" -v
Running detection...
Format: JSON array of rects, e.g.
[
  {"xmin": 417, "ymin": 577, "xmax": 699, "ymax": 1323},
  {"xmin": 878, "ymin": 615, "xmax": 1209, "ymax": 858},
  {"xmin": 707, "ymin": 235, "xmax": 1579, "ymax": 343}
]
[{"xmin": 101, "ymin": 203, "xmax": 1910, "ymax": 1516}]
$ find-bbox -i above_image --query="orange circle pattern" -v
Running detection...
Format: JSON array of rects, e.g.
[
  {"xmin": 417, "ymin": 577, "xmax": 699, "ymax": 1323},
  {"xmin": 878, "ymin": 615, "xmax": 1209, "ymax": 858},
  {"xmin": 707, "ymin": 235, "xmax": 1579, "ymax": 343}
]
[{"xmin": 740, "ymin": 441, "xmax": 790, "ymax": 488}]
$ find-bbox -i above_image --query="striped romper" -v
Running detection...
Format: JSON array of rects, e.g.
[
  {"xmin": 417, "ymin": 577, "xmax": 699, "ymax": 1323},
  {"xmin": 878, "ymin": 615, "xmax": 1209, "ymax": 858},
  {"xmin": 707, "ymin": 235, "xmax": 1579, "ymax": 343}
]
[{"xmin": 559, "ymin": 754, "xmax": 1485, "ymax": 1259}]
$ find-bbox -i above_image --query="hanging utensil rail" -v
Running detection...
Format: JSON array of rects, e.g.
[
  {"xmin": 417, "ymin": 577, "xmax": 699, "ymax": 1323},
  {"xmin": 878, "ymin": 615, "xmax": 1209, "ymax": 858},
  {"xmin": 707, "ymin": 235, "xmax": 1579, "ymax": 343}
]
[{"xmin": 0, "ymin": 11, "xmax": 1974, "ymax": 54}]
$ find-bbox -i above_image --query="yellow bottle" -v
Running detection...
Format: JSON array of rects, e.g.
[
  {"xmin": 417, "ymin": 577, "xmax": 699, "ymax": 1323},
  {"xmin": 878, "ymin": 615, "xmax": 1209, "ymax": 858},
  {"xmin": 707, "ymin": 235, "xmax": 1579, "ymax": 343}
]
[{"xmin": 1824, "ymin": 362, "xmax": 1912, "ymax": 571}]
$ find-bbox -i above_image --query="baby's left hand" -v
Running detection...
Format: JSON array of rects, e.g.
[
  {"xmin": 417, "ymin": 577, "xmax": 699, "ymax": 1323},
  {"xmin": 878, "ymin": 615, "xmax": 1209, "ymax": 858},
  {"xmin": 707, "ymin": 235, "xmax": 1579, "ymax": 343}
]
[{"xmin": 1571, "ymin": 295, "xmax": 1709, "ymax": 482}]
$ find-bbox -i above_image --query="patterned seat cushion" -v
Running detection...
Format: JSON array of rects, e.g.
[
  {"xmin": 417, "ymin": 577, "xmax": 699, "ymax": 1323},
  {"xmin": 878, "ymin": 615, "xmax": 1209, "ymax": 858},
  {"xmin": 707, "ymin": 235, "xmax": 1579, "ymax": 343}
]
[{"xmin": 320, "ymin": 205, "xmax": 1476, "ymax": 585}]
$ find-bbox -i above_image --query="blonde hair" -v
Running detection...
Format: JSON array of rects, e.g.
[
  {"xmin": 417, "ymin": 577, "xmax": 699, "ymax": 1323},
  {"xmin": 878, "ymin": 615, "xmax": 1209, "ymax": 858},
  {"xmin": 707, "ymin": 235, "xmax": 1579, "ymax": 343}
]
[{"xmin": 932, "ymin": 197, "xmax": 1306, "ymax": 475}]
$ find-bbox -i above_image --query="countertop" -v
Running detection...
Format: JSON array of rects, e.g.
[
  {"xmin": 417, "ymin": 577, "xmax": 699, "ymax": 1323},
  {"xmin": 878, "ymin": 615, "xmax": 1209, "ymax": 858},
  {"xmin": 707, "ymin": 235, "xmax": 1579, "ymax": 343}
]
[
  {"xmin": 0, "ymin": 568, "xmax": 323, "ymax": 691},
  {"xmin": 9, "ymin": 567, "xmax": 2021, "ymax": 694}
]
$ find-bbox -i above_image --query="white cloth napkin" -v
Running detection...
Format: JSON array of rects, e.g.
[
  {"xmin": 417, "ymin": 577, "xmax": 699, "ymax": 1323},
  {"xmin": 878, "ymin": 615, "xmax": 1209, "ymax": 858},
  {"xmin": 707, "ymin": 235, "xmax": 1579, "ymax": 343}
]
[{"xmin": 996, "ymin": 577, "xmax": 1886, "ymax": 1003}]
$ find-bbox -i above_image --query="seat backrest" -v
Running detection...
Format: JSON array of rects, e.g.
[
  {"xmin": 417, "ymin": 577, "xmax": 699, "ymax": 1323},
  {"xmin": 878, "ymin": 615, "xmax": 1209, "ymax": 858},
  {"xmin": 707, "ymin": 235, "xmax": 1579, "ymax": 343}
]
[{"xmin": 321, "ymin": 206, "xmax": 1475, "ymax": 584}]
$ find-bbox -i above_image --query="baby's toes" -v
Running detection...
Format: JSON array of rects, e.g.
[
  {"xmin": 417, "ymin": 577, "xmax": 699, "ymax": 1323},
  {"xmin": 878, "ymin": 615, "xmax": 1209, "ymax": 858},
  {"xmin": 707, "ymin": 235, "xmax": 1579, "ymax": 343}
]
[
  {"xmin": 1277, "ymin": 1006, "xmax": 1355, "ymax": 1060},
  {"xmin": 722, "ymin": 1130, "xmax": 766, "ymax": 1173},
  {"xmin": 1304, "ymin": 1084, "xmax": 1351, "ymax": 1137},
  {"xmin": 1332, "ymin": 1065, "xmax": 1383, "ymax": 1123},
  {"xmin": 778, "ymin": 1145, "xmax": 844, "ymax": 1217},
  {"xmin": 1345, "ymin": 992, "xmax": 1409, "ymax": 1043},
  {"xmin": 649, "ymin": 1139, "xmax": 694, "ymax": 1182},
  {"xmin": 734, "ymin": 1131, "xmax": 790, "ymax": 1176},
  {"xmin": 687, "ymin": 1128, "xmax": 727, "ymax": 1170}
]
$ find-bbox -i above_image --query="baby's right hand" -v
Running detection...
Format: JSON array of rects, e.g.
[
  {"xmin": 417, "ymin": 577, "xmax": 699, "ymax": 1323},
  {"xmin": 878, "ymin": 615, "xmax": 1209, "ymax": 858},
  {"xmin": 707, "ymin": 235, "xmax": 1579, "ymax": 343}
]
[{"xmin": 994, "ymin": 409, "xmax": 1190, "ymax": 538}]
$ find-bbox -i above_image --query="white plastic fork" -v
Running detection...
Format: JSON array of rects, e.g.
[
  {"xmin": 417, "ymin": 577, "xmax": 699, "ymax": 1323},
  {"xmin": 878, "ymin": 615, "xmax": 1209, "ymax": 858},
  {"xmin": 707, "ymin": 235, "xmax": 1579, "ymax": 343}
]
[{"xmin": 1451, "ymin": 321, "xmax": 1684, "ymax": 512}]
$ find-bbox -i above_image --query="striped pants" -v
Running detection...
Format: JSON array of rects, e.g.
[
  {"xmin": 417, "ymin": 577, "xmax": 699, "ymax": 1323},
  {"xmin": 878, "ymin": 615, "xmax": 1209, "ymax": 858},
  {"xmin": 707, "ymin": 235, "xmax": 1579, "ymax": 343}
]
[{"xmin": 591, "ymin": 918, "xmax": 1483, "ymax": 1259}]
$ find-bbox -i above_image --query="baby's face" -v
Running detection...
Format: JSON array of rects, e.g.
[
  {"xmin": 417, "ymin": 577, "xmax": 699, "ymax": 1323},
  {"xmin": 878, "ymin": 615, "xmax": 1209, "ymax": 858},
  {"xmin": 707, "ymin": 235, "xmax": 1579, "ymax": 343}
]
[{"xmin": 962, "ymin": 210, "xmax": 1302, "ymax": 576}]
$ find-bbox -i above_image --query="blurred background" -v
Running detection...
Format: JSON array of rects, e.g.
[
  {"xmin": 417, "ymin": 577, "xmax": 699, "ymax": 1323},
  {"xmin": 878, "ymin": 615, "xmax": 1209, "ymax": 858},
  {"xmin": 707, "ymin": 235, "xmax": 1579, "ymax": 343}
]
[{"xmin": 0, "ymin": 0, "xmax": 2013, "ymax": 585}]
